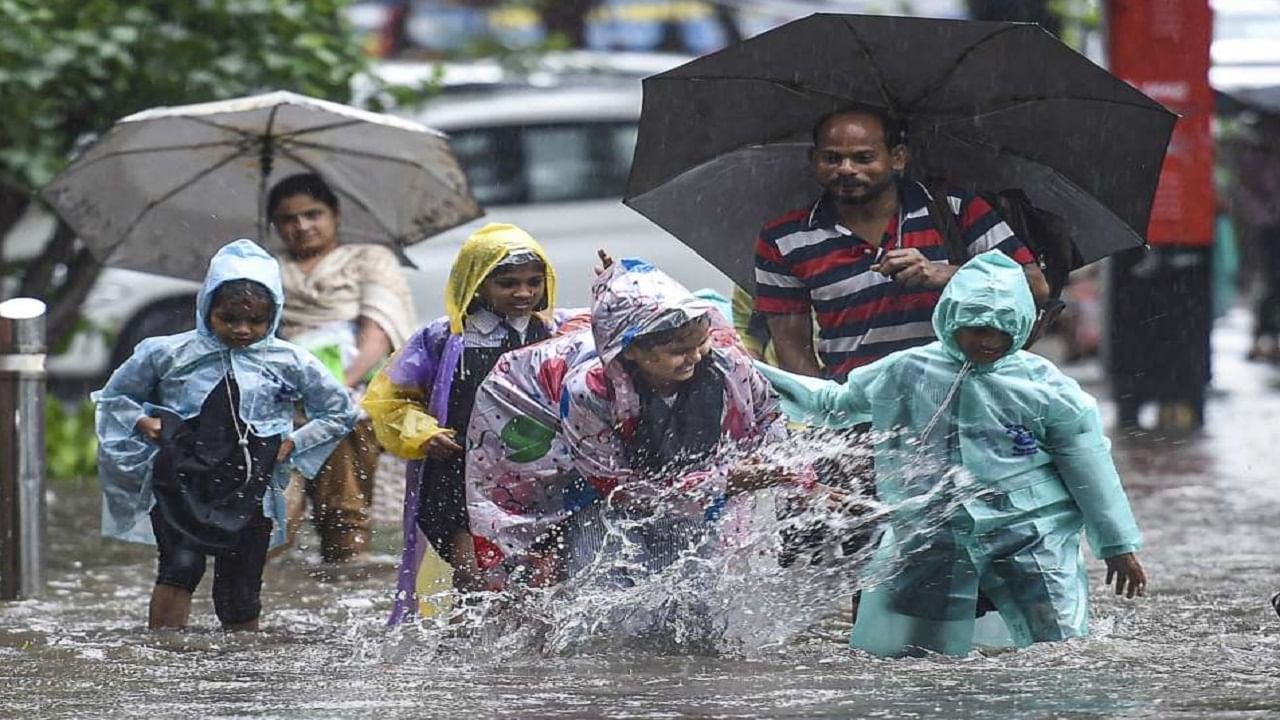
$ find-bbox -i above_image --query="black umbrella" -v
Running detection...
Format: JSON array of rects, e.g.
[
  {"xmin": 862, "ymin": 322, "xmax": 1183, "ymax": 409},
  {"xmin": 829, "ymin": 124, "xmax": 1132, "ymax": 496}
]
[
  {"xmin": 1221, "ymin": 85, "xmax": 1280, "ymax": 116},
  {"xmin": 624, "ymin": 13, "xmax": 1177, "ymax": 291}
]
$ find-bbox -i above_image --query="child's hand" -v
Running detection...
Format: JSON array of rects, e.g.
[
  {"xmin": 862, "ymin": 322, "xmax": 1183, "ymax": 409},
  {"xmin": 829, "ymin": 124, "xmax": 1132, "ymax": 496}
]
[
  {"xmin": 136, "ymin": 416, "xmax": 162, "ymax": 441},
  {"xmin": 423, "ymin": 432, "xmax": 463, "ymax": 459},
  {"xmin": 276, "ymin": 438, "xmax": 296, "ymax": 463},
  {"xmin": 594, "ymin": 249, "xmax": 615, "ymax": 276},
  {"xmin": 1105, "ymin": 552, "xmax": 1147, "ymax": 599},
  {"xmin": 819, "ymin": 484, "xmax": 878, "ymax": 516}
]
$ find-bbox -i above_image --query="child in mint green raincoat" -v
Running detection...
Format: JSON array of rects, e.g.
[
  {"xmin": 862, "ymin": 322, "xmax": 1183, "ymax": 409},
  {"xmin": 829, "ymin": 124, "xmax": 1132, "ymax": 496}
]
[{"xmin": 756, "ymin": 250, "xmax": 1147, "ymax": 657}]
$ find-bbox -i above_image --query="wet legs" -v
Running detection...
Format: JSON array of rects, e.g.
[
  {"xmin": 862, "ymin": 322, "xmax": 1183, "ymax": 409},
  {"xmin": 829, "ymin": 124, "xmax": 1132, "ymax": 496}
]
[{"xmin": 148, "ymin": 584, "xmax": 193, "ymax": 630}]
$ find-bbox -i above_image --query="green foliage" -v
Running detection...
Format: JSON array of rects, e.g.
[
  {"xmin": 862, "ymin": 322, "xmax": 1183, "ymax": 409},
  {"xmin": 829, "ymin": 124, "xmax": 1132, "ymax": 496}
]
[
  {"xmin": 45, "ymin": 398, "xmax": 97, "ymax": 482},
  {"xmin": 0, "ymin": 0, "xmax": 370, "ymax": 194},
  {"xmin": 1049, "ymin": 0, "xmax": 1102, "ymax": 51}
]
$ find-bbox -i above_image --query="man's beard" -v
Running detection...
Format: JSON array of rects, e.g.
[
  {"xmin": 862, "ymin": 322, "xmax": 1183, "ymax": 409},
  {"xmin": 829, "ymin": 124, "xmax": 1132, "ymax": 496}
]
[{"xmin": 830, "ymin": 172, "xmax": 898, "ymax": 206}]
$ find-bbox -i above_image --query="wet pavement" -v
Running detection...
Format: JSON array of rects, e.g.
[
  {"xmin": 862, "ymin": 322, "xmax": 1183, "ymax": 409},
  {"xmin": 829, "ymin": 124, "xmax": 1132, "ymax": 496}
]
[{"xmin": 1, "ymin": 310, "xmax": 1278, "ymax": 718}]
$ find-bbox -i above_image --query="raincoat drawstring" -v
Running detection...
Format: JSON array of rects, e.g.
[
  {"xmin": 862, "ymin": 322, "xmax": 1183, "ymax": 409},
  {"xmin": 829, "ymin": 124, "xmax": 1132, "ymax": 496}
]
[
  {"xmin": 222, "ymin": 353, "xmax": 253, "ymax": 485},
  {"xmin": 916, "ymin": 359, "xmax": 972, "ymax": 454}
]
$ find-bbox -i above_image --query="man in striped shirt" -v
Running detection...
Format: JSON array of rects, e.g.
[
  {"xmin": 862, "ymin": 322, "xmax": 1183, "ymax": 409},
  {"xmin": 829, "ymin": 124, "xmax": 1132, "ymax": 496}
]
[{"xmin": 754, "ymin": 108, "xmax": 1048, "ymax": 380}]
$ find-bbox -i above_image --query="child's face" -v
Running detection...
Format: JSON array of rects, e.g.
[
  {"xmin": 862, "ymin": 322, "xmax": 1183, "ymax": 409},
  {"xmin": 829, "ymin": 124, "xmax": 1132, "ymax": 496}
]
[
  {"xmin": 479, "ymin": 264, "xmax": 546, "ymax": 318},
  {"xmin": 953, "ymin": 326, "xmax": 1013, "ymax": 364},
  {"xmin": 209, "ymin": 295, "xmax": 274, "ymax": 349},
  {"xmin": 624, "ymin": 320, "xmax": 713, "ymax": 390}
]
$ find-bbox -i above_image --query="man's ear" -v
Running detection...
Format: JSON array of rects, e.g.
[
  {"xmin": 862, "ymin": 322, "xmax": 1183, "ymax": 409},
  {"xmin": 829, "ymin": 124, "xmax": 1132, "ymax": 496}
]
[{"xmin": 892, "ymin": 144, "xmax": 909, "ymax": 173}]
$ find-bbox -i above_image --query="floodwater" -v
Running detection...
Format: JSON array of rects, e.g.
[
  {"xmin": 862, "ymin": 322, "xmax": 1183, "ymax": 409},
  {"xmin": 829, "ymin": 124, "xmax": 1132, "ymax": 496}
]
[{"xmin": 2, "ymin": 312, "xmax": 1278, "ymax": 719}]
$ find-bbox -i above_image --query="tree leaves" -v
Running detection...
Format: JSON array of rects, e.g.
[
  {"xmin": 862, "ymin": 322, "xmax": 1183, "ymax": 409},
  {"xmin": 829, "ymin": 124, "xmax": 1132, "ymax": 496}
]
[
  {"xmin": 0, "ymin": 0, "xmax": 369, "ymax": 196},
  {"xmin": 0, "ymin": 0, "xmax": 371, "ymax": 344}
]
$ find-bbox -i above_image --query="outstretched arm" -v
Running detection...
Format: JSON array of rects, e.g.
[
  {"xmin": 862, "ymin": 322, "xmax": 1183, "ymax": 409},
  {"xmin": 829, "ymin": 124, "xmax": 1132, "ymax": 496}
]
[{"xmin": 753, "ymin": 359, "xmax": 880, "ymax": 428}]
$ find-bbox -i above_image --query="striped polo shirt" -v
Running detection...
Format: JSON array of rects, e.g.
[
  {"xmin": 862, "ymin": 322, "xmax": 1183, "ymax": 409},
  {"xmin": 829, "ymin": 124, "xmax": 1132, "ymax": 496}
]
[{"xmin": 754, "ymin": 181, "xmax": 1035, "ymax": 379}]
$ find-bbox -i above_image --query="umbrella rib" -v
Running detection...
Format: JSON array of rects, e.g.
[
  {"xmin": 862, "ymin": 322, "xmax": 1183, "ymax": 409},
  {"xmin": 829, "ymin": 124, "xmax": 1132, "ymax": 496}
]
[
  {"xmin": 190, "ymin": 115, "xmax": 429, "ymax": 143},
  {"xmin": 840, "ymin": 16, "xmax": 899, "ymax": 113},
  {"xmin": 280, "ymin": 138, "xmax": 461, "ymax": 189},
  {"xmin": 925, "ymin": 93, "xmax": 1177, "ymax": 117},
  {"xmin": 271, "ymin": 118, "xmax": 369, "ymax": 139},
  {"xmin": 930, "ymin": 126, "xmax": 1154, "ymax": 240},
  {"xmin": 54, "ymin": 140, "xmax": 244, "ymax": 176},
  {"xmin": 274, "ymin": 145, "xmax": 405, "ymax": 242},
  {"xmin": 902, "ymin": 24, "xmax": 1026, "ymax": 109},
  {"xmin": 181, "ymin": 115, "xmax": 268, "ymax": 142},
  {"xmin": 658, "ymin": 75, "xmax": 1170, "ymax": 119},
  {"xmin": 115, "ymin": 151, "xmax": 246, "ymax": 249}
]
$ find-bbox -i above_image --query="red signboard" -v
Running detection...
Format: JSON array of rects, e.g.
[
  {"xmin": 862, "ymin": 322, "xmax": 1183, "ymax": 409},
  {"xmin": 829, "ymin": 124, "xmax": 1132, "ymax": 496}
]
[{"xmin": 1107, "ymin": 0, "xmax": 1216, "ymax": 247}]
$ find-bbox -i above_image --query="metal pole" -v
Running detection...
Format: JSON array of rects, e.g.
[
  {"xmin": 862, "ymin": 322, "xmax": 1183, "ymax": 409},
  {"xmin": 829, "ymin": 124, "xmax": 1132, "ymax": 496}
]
[{"xmin": 0, "ymin": 297, "xmax": 47, "ymax": 600}]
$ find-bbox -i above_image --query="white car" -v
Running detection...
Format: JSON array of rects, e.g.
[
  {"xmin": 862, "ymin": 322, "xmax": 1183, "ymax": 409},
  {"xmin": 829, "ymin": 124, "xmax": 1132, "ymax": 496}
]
[
  {"xmin": 402, "ymin": 83, "xmax": 730, "ymax": 322},
  {"xmin": 30, "ymin": 82, "xmax": 730, "ymax": 388}
]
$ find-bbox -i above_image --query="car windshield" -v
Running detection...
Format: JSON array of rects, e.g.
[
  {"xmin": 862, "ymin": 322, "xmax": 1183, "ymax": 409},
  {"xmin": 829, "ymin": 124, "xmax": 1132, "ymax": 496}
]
[{"xmin": 447, "ymin": 122, "xmax": 639, "ymax": 206}]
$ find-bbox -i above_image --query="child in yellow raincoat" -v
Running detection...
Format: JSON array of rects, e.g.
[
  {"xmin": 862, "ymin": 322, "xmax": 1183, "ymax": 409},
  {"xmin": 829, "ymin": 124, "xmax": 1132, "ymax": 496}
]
[{"xmin": 362, "ymin": 223, "xmax": 579, "ymax": 623}]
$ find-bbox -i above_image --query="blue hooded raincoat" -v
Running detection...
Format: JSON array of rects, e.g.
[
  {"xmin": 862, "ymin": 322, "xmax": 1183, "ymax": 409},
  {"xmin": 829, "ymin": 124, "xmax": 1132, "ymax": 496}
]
[
  {"xmin": 94, "ymin": 239, "xmax": 357, "ymax": 549},
  {"xmin": 756, "ymin": 250, "xmax": 1143, "ymax": 656}
]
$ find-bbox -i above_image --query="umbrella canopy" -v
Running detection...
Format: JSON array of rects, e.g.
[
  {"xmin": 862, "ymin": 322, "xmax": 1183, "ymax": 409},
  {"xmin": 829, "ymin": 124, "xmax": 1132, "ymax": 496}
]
[
  {"xmin": 624, "ymin": 14, "xmax": 1176, "ymax": 291},
  {"xmin": 42, "ymin": 91, "xmax": 482, "ymax": 280},
  {"xmin": 1222, "ymin": 85, "xmax": 1280, "ymax": 116}
]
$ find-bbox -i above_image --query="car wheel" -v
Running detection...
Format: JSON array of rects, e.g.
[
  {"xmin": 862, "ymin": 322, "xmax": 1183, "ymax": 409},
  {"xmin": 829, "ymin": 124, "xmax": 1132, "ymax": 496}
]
[{"xmin": 109, "ymin": 296, "xmax": 197, "ymax": 372}]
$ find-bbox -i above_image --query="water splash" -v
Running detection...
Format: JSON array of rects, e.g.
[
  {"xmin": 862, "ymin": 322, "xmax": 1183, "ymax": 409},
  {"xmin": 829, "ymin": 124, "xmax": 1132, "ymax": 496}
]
[{"xmin": 399, "ymin": 427, "xmax": 986, "ymax": 660}]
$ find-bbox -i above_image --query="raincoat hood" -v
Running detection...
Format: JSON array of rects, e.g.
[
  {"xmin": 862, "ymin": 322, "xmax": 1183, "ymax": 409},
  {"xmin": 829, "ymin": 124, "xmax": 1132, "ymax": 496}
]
[
  {"xmin": 195, "ymin": 238, "xmax": 285, "ymax": 342},
  {"xmin": 933, "ymin": 250, "xmax": 1035, "ymax": 366},
  {"xmin": 589, "ymin": 257, "xmax": 711, "ymax": 366},
  {"xmin": 95, "ymin": 240, "xmax": 356, "ymax": 551},
  {"xmin": 443, "ymin": 223, "xmax": 557, "ymax": 335}
]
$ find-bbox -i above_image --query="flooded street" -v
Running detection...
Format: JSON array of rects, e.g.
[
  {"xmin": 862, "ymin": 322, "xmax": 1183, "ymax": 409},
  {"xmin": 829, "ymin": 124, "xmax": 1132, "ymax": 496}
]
[{"xmin": 2, "ymin": 312, "xmax": 1278, "ymax": 719}]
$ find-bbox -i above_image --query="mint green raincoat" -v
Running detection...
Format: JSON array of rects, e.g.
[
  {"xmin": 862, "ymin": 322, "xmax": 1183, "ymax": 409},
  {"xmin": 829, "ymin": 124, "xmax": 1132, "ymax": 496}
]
[{"xmin": 756, "ymin": 251, "xmax": 1142, "ymax": 656}]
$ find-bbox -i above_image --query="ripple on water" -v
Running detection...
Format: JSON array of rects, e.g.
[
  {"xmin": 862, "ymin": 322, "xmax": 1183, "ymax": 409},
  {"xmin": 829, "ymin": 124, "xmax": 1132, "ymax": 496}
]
[{"xmin": 4, "ymin": 390, "xmax": 1280, "ymax": 717}]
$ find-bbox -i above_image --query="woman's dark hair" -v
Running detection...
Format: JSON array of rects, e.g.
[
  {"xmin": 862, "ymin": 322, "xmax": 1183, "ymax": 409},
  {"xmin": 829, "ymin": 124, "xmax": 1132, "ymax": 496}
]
[
  {"xmin": 267, "ymin": 173, "xmax": 339, "ymax": 217},
  {"xmin": 811, "ymin": 105, "xmax": 906, "ymax": 149},
  {"xmin": 630, "ymin": 313, "xmax": 712, "ymax": 351},
  {"xmin": 208, "ymin": 279, "xmax": 275, "ymax": 318}
]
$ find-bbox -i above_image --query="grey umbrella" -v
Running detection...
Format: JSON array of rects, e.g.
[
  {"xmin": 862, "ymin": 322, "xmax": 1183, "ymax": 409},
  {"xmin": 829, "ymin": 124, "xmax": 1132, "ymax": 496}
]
[
  {"xmin": 624, "ymin": 14, "xmax": 1176, "ymax": 291},
  {"xmin": 42, "ymin": 91, "xmax": 482, "ymax": 281}
]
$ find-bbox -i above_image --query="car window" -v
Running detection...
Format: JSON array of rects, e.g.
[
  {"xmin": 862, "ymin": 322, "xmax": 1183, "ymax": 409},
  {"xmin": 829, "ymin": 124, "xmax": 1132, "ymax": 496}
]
[
  {"xmin": 447, "ymin": 122, "xmax": 639, "ymax": 206},
  {"xmin": 447, "ymin": 127, "xmax": 524, "ymax": 206},
  {"xmin": 525, "ymin": 126, "xmax": 597, "ymax": 203}
]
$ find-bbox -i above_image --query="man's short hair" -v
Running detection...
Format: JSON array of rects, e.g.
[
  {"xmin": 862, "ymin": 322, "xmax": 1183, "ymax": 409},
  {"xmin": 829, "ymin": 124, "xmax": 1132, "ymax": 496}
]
[{"xmin": 811, "ymin": 106, "xmax": 907, "ymax": 149}]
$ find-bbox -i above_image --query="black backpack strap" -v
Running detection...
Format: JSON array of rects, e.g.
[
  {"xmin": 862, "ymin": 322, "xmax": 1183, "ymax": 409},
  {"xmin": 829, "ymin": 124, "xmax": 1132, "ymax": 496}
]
[{"xmin": 922, "ymin": 180, "xmax": 968, "ymax": 266}]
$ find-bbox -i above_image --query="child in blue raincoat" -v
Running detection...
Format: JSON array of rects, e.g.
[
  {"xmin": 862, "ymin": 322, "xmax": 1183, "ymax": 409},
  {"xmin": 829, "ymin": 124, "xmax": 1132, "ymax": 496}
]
[
  {"xmin": 757, "ymin": 250, "xmax": 1148, "ymax": 657},
  {"xmin": 95, "ymin": 239, "xmax": 356, "ymax": 631}
]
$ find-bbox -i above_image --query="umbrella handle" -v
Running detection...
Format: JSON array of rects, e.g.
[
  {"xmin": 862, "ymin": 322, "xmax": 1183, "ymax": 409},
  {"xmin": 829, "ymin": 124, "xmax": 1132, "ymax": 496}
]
[{"xmin": 256, "ymin": 130, "xmax": 276, "ymax": 244}]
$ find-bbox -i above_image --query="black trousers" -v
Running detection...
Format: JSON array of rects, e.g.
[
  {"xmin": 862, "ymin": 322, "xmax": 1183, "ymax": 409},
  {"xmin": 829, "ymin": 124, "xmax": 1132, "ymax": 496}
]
[{"xmin": 152, "ymin": 507, "xmax": 273, "ymax": 626}]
